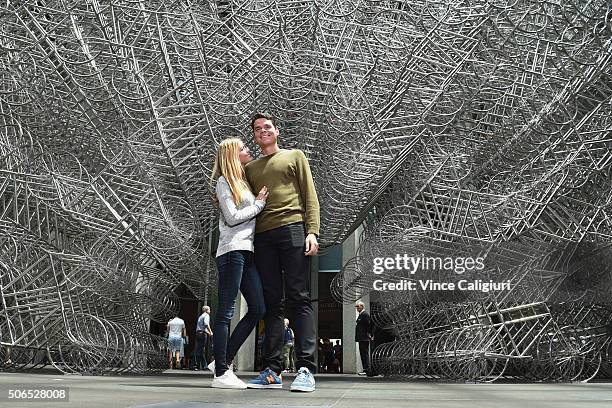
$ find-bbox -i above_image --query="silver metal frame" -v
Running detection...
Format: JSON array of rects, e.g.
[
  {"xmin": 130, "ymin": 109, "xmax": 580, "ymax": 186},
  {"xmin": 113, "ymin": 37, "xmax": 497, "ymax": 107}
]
[{"xmin": 1, "ymin": 1, "xmax": 611, "ymax": 378}]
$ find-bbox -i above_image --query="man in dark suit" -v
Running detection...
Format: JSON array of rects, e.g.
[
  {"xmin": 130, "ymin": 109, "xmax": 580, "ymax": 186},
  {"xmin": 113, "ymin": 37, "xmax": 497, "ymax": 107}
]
[{"xmin": 355, "ymin": 301, "xmax": 373, "ymax": 375}]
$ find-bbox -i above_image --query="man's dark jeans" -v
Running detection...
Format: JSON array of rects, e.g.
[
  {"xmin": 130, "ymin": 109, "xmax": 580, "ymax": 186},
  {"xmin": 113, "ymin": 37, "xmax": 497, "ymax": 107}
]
[
  {"xmin": 192, "ymin": 331, "xmax": 208, "ymax": 369},
  {"xmin": 213, "ymin": 250, "xmax": 265, "ymax": 377},
  {"xmin": 254, "ymin": 222, "xmax": 317, "ymax": 374}
]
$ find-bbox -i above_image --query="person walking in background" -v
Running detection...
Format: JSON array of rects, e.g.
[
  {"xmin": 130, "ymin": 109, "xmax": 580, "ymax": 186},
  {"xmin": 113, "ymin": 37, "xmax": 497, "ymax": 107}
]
[
  {"xmin": 333, "ymin": 340, "xmax": 343, "ymax": 373},
  {"xmin": 210, "ymin": 138, "xmax": 268, "ymax": 389},
  {"xmin": 282, "ymin": 318, "xmax": 295, "ymax": 373},
  {"xmin": 167, "ymin": 315, "xmax": 186, "ymax": 369},
  {"xmin": 192, "ymin": 306, "xmax": 212, "ymax": 371},
  {"xmin": 355, "ymin": 301, "xmax": 373, "ymax": 376},
  {"xmin": 321, "ymin": 338, "xmax": 334, "ymax": 373},
  {"xmin": 245, "ymin": 113, "xmax": 320, "ymax": 392}
]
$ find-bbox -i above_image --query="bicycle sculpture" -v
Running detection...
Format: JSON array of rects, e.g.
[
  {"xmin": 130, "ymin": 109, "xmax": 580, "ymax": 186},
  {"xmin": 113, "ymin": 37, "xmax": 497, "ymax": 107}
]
[{"xmin": 1, "ymin": 1, "xmax": 611, "ymax": 379}]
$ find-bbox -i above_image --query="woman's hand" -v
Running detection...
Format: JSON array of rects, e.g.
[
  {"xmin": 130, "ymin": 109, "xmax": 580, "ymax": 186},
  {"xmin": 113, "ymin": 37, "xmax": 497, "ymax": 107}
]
[{"xmin": 256, "ymin": 186, "xmax": 269, "ymax": 201}]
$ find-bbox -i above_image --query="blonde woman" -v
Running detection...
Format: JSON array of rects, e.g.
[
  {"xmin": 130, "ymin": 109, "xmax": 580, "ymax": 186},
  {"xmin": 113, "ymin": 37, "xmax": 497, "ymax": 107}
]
[{"xmin": 210, "ymin": 138, "xmax": 268, "ymax": 389}]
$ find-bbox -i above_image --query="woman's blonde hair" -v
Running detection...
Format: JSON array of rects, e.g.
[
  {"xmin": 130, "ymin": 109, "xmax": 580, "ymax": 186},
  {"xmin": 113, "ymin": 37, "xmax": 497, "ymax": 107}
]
[{"xmin": 211, "ymin": 138, "xmax": 251, "ymax": 205}]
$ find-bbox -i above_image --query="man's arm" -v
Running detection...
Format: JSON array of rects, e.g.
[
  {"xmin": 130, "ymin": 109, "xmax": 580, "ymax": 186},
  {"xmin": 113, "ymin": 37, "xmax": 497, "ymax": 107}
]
[
  {"xmin": 205, "ymin": 314, "xmax": 213, "ymax": 336},
  {"xmin": 294, "ymin": 150, "xmax": 320, "ymax": 255},
  {"xmin": 365, "ymin": 313, "xmax": 374, "ymax": 340}
]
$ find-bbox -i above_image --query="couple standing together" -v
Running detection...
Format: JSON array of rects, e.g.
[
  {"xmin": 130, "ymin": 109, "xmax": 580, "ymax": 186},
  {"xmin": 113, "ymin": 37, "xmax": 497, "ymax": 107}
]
[{"xmin": 210, "ymin": 113, "xmax": 319, "ymax": 392}]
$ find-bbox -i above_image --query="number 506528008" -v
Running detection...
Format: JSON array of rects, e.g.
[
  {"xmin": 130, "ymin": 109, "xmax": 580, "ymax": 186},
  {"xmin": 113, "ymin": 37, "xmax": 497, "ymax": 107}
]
[{"xmin": 6, "ymin": 387, "xmax": 68, "ymax": 401}]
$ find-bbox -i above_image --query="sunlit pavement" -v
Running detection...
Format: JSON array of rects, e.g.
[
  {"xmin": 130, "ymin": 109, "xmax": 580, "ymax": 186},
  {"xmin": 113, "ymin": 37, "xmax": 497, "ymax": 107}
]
[{"xmin": 0, "ymin": 369, "xmax": 611, "ymax": 408}]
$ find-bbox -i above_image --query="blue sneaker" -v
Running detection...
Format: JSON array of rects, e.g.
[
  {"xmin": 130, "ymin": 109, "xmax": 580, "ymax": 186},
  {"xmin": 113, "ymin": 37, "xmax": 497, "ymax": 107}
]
[
  {"xmin": 290, "ymin": 367, "xmax": 315, "ymax": 392},
  {"xmin": 247, "ymin": 368, "xmax": 283, "ymax": 389}
]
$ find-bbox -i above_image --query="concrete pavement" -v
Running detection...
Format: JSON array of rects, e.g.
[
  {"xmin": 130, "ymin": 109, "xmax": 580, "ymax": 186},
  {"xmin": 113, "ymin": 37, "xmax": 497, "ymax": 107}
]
[{"xmin": 0, "ymin": 369, "xmax": 610, "ymax": 408}]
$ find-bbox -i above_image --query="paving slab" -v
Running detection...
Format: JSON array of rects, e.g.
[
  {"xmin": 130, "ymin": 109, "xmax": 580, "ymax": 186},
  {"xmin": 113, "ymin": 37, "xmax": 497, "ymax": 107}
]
[{"xmin": 0, "ymin": 370, "xmax": 610, "ymax": 408}]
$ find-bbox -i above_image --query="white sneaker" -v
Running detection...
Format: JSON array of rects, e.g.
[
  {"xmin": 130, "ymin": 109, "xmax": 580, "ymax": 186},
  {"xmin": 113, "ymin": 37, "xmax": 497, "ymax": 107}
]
[
  {"xmin": 211, "ymin": 370, "xmax": 247, "ymax": 389},
  {"xmin": 208, "ymin": 360, "xmax": 233, "ymax": 373}
]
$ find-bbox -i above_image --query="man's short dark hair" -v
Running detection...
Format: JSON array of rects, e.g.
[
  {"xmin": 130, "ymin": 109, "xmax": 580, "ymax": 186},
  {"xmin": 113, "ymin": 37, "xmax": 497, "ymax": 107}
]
[{"xmin": 250, "ymin": 112, "xmax": 277, "ymax": 130}]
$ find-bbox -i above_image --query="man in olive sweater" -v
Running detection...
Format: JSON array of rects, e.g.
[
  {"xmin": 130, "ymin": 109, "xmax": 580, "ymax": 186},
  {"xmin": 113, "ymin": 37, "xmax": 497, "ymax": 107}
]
[{"xmin": 244, "ymin": 113, "xmax": 320, "ymax": 392}]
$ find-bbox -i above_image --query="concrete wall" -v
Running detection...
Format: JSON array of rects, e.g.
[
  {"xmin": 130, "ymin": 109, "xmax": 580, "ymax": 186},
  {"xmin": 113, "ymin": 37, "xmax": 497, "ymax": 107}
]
[{"xmin": 342, "ymin": 227, "xmax": 366, "ymax": 374}]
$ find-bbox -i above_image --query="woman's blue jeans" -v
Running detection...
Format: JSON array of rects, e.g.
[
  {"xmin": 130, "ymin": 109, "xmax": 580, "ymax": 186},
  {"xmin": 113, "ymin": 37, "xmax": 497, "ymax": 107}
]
[{"xmin": 213, "ymin": 250, "xmax": 265, "ymax": 377}]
